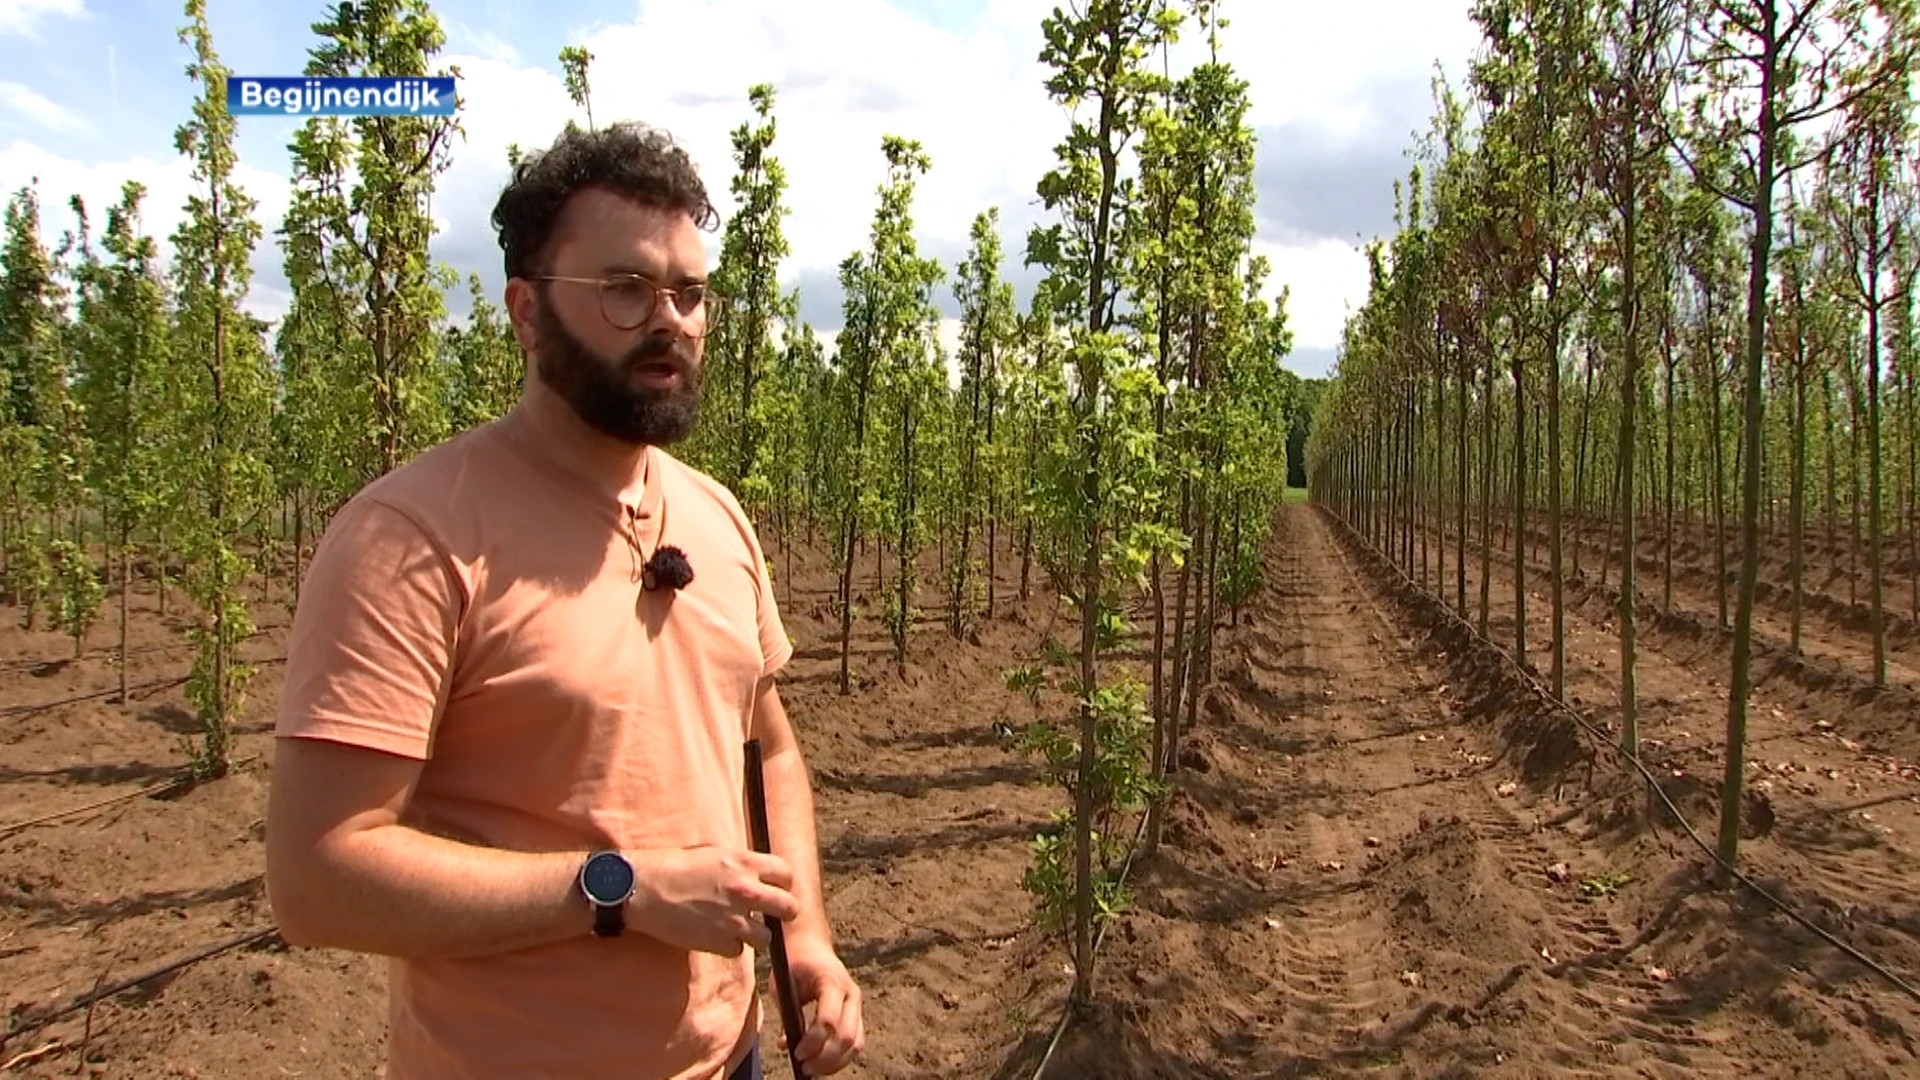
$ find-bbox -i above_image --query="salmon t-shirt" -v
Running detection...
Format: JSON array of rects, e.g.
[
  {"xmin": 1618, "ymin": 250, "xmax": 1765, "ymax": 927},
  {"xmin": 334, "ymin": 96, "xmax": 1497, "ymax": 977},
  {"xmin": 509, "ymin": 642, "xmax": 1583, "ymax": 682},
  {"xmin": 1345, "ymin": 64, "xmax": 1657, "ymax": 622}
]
[{"xmin": 274, "ymin": 388, "xmax": 793, "ymax": 1079}]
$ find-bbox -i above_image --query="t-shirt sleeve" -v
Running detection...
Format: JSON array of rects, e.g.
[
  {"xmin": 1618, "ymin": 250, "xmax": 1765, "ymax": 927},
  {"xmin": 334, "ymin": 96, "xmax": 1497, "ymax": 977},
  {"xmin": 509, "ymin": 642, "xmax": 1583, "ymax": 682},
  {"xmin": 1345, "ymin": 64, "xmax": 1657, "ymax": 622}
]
[{"xmin": 275, "ymin": 496, "xmax": 463, "ymax": 760}]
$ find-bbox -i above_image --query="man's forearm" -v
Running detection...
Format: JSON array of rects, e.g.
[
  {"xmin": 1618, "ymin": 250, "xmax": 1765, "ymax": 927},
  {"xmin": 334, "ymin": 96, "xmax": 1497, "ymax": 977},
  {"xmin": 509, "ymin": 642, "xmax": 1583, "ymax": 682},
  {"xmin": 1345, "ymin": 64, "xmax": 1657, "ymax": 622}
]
[
  {"xmin": 762, "ymin": 742, "xmax": 832, "ymax": 950},
  {"xmin": 270, "ymin": 826, "xmax": 591, "ymax": 960}
]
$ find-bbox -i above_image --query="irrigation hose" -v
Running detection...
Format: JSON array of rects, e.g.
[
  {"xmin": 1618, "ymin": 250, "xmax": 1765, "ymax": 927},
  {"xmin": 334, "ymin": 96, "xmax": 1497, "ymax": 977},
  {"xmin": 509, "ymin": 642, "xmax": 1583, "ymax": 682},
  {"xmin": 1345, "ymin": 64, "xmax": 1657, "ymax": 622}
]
[
  {"xmin": 1323, "ymin": 504, "xmax": 1920, "ymax": 1005},
  {"xmin": 0, "ymin": 675, "xmax": 189, "ymax": 721},
  {"xmin": 0, "ymin": 754, "xmax": 262, "ymax": 839},
  {"xmin": 0, "ymin": 927, "xmax": 281, "ymax": 1052}
]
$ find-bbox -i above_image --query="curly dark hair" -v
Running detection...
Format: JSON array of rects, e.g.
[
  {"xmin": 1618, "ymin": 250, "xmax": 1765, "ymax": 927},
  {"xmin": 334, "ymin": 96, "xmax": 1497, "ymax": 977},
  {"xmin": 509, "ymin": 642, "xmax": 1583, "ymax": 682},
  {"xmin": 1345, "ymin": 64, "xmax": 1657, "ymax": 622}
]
[{"xmin": 491, "ymin": 121, "xmax": 718, "ymax": 280}]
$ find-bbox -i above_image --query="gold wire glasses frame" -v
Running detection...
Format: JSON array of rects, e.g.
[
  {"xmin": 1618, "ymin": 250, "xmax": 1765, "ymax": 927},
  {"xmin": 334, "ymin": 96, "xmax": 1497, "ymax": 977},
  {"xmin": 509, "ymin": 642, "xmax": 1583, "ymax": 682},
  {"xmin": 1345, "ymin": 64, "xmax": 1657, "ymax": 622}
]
[{"xmin": 526, "ymin": 273, "xmax": 727, "ymax": 337}]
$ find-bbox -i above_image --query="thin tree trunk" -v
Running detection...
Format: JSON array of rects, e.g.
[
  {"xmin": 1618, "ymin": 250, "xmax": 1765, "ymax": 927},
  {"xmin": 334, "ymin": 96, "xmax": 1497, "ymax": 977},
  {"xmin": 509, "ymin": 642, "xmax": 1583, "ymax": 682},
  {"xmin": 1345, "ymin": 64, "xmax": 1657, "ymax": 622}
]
[
  {"xmin": 1710, "ymin": 327, "xmax": 1729, "ymax": 628},
  {"xmin": 1512, "ymin": 340, "xmax": 1528, "ymax": 666},
  {"xmin": 1791, "ymin": 338, "xmax": 1807, "ymax": 653},
  {"xmin": 1718, "ymin": 24, "xmax": 1777, "ymax": 881},
  {"xmin": 1457, "ymin": 341, "xmax": 1469, "ymax": 614},
  {"xmin": 118, "ymin": 516, "xmax": 130, "ymax": 704},
  {"xmin": 1824, "ymin": 369, "xmax": 1837, "ymax": 557},
  {"xmin": 1867, "ymin": 295, "xmax": 1886, "ymax": 688},
  {"xmin": 1573, "ymin": 347, "xmax": 1596, "ymax": 579},
  {"xmin": 1849, "ymin": 358, "xmax": 1863, "ymax": 608},
  {"xmin": 1480, "ymin": 342, "xmax": 1495, "ymax": 636},
  {"xmin": 1618, "ymin": 146, "xmax": 1641, "ymax": 757}
]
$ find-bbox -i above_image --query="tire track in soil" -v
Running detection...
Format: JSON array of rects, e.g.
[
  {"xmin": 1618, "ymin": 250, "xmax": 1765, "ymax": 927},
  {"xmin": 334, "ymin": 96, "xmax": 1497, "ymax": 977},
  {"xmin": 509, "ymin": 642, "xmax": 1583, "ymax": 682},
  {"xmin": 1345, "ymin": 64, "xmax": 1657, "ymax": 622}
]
[
  {"xmin": 1052, "ymin": 505, "xmax": 1750, "ymax": 1078},
  {"xmin": 1322, "ymin": 515, "xmax": 1749, "ymax": 1080}
]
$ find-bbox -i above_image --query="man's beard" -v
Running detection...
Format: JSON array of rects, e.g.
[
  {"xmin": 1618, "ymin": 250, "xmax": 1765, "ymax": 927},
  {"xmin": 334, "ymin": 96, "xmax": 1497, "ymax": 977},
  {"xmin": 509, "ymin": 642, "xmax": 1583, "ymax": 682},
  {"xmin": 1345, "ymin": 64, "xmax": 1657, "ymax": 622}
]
[{"xmin": 532, "ymin": 294, "xmax": 702, "ymax": 446}]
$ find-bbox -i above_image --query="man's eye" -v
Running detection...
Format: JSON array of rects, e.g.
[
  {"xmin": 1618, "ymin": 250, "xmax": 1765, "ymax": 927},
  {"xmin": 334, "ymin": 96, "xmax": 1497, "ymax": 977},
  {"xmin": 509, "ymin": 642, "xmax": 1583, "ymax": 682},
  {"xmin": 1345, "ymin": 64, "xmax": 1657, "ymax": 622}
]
[{"xmin": 607, "ymin": 278, "xmax": 650, "ymax": 297}]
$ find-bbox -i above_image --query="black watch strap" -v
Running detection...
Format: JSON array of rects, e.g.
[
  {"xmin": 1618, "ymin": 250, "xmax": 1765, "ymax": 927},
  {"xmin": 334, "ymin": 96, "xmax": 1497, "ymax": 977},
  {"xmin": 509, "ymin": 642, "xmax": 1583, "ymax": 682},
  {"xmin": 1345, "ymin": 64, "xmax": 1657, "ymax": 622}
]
[{"xmin": 592, "ymin": 900, "xmax": 624, "ymax": 937}]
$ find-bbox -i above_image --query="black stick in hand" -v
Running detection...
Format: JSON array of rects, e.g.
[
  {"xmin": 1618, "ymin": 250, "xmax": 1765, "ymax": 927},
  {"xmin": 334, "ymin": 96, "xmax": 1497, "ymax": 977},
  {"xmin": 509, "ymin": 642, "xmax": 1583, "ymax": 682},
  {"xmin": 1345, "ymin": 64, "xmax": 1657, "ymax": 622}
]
[{"xmin": 745, "ymin": 739, "xmax": 808, "ymax": 1078}]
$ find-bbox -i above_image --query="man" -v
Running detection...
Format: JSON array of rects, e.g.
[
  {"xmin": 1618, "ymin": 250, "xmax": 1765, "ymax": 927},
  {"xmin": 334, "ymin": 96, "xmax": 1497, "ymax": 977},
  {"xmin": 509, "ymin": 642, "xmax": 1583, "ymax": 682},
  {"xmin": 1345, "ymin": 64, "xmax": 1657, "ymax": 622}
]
[{"xmin": 264, "ymin": 120, "xmax": 864, "ymax": 1080}]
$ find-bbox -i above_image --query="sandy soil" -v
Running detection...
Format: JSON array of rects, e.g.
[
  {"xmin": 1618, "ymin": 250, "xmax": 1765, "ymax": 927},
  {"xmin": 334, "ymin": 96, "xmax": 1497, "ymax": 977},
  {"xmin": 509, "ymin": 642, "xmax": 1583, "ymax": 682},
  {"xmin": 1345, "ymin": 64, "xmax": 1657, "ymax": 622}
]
[{"xmin": 2, "ymin": 505, "xmax": 1916, "ymax": 1079}]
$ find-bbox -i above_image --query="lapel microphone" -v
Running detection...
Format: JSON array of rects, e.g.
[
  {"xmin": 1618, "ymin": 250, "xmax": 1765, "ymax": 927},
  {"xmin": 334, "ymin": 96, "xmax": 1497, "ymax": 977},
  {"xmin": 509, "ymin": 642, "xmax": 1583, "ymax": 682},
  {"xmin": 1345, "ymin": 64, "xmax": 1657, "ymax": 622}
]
[{"xmin": 642, "ymin": 545, "xmax": 694, "ymax": 592}]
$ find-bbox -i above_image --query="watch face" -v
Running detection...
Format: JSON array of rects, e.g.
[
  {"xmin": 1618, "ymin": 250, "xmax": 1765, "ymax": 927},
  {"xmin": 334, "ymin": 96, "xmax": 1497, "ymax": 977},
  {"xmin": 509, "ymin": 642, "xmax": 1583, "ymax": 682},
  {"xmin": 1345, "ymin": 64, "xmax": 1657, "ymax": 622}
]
[{"xmin": 582, "ymin": 853, "xmax": 634, "ymax": 905}]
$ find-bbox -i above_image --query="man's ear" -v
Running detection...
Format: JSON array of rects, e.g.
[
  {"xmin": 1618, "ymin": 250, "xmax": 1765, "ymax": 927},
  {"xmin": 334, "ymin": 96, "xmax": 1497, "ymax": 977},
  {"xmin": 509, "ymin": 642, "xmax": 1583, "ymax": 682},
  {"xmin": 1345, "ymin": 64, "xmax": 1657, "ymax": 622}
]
[{"xmin": 505, "ymin": 278, "xmax": 540, "ymax": 355}]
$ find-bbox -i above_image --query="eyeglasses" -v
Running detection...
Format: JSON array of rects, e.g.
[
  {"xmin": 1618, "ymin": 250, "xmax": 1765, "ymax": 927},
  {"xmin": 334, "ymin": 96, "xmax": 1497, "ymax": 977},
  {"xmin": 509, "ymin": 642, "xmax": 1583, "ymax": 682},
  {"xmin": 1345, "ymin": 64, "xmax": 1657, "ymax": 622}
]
[{"xmin": 526, "ymin": 273, "xmax": 726, "ymax": 337}]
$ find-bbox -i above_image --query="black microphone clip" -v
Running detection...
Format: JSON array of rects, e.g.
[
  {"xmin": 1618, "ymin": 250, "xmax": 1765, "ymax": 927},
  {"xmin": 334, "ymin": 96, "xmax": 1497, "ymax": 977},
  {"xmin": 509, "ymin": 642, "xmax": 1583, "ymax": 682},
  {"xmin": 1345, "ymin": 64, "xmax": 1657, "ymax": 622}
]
[{"xmin": 642, "ymin": 545, "xmax": 694, "ymax": 592}]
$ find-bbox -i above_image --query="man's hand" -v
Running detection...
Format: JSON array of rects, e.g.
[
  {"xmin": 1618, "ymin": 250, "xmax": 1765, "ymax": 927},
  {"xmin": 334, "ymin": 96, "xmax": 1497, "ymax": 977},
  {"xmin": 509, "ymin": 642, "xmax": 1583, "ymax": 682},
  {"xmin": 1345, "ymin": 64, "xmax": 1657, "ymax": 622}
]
[
  {"xmin": 626, "ymin": 846, "xmax": 800, "ymax": 957},
  {"xmin": 779, "ymin": 942, "xmax": 864, "ymax": 1076}
]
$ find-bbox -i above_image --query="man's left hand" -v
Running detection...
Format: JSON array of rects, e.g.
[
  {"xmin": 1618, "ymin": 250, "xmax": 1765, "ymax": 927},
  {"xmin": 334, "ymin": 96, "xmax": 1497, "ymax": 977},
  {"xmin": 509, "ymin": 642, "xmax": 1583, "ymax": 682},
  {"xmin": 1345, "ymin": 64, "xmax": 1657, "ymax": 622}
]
[{"xmin": 778, "ymin": 941, "xmax": 864, "ymax": 1076}]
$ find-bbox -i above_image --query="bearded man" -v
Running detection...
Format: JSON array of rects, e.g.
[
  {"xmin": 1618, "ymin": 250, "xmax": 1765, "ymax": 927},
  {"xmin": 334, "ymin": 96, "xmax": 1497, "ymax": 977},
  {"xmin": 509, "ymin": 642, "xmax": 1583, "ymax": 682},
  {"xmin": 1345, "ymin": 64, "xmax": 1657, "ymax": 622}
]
[{"xmin": 264, "ymin": 120, "xmax": 863, "ymax": 1080}]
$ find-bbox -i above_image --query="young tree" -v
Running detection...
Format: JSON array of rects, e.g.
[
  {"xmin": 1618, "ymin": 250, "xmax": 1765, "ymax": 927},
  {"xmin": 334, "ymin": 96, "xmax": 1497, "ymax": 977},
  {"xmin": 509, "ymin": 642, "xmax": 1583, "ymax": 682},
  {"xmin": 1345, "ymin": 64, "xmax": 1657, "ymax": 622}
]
[
  {"xmin": 0, "ymin": 185, "xmax": 63, "ymax": 628},
  {"xmin": 949, "ymin": 209, "xmax": 1016, "ymax": 639},
  {"xmin": 444, "ymin": 273, "xmax": 522, "ymax": 430},
  {"xmin": 559, "ymin": 44, "xmax": 594, "ymax": 132},
  {"xmin": 1025, "ymin": 0, "xmax": 1181, "ymax": 1009},
  {"xmin": 1593, "ymin": 0, "xmax": 1682, "ymax": 756},
  {"xmin": 74, "ymin": 182, "xmax": 172, "ymax": 694},
  {"xmin": 1824, "ymin": 72, "xmax": 1920, "ymax": 689},
  {"xmin": 168, "ymin": 0, "xmax": 277, "ymax": 778},
  {"xmin": 700, "ymin": 84, "xmax": 793, "ymax": 513},
  {"xmin": 1682, "ymin": 0, "xmax": 1910, "ymax": 878},
  {"xmin": 829, "ymin": 137, "xmax": 940, "ymax": 693},
  {"xmin": 289, "ymin": 0, "xmax": 462, "ymax": 490}
]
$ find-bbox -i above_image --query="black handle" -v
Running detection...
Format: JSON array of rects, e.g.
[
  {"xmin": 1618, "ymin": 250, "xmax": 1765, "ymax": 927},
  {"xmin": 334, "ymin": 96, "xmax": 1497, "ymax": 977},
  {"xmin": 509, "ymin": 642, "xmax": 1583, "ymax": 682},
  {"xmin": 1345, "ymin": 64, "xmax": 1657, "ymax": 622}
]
[{"xmin": 745, "ymin": 739, "xmax": 809, "ymax": 1078}]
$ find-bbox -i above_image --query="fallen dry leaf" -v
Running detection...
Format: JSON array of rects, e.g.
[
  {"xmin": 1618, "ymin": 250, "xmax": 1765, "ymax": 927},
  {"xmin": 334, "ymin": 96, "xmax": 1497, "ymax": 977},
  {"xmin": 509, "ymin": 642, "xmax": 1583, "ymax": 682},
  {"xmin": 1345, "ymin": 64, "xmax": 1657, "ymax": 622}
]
[
  {"xmin": 1320, "ymin": 861, "xmax": 1345, "ymax": 872},
  {"xmin": 1265, "ymin": 918, "xmax": 1281, "ymax": 931},
  {"xmin": 1547, "ymin": 862, "xmax": 1571, "ymax": 883},
  {"xmin": 1399, "ymin": 971, "xmax": 1424, "ymax": 988},
  {"xmin": 1365, "ymin": 836, "xmax": 1382, "ymax": 848},
  {"xmin": 1647, "ymin": 965, "xmax": 1671, "ymax": 982},
  {"xmin": 1497, "ymin": 781, "xmax": 1518, "ymax": 797}
]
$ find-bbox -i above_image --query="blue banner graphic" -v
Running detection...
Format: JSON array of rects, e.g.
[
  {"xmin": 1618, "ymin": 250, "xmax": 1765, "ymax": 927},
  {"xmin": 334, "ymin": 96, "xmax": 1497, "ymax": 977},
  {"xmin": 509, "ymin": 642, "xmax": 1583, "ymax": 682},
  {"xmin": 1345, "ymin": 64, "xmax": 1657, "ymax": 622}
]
[{"xmin": 227, "ymin": 76, "xmax": 456, "ymax": 117}]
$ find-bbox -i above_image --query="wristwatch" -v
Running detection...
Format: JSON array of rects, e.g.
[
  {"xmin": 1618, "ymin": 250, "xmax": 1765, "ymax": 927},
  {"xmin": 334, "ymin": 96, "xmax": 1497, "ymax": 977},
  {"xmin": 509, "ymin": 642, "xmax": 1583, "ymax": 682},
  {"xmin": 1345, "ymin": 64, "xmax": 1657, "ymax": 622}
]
[{"xmin": 579, "ymin": 851, "xmax": 635, "ymax": 937}]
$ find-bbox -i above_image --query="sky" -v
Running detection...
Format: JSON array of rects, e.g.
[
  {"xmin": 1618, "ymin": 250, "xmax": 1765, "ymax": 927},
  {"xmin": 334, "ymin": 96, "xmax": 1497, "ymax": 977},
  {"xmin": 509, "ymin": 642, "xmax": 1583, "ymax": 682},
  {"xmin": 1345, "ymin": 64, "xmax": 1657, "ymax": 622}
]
[{"xmin": 0, "ymin": 0, "xmax": 1485, "ymax": 380}]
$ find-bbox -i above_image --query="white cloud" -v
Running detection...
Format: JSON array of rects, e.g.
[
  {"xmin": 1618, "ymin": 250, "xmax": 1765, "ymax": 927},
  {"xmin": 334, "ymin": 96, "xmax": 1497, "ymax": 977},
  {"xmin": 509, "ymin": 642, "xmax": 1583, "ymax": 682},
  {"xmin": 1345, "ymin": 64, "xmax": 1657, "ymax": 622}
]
[
  {"xmin": 0, "ymin": 81, "xmax": 94, "ymax": 136},
  {"xmin": 442, "ymin": 20, "xmax": 521, "ymax": 66},
  {"xmin": 1253, "ymin": 237, "xmax": 1372, "ymax": 355},
  {"xmin": 2, "ymin": 0, "xmax": 1480, "ymax": 364},
  {"xmin": 1197, "ymin": 0, "xmax": 1480, "ymax": 132},
  {"xmin": 0, "ymin": 139, "xmax": 294, "ymax": 323},
  {"xmin": 0, "ymin": 0, "xmax": 85, "ymax": 38}
]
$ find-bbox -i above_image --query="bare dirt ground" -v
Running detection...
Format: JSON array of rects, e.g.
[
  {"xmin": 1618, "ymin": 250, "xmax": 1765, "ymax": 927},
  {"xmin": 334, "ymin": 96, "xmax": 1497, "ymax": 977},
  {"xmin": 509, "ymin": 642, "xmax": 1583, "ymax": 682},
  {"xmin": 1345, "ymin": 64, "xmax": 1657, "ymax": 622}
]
[
  {"xmin": 3, "ymin": 505, "xmax": 1918, "ymax": 1078},
  {"xmin": 1022, "ymin": 504, "xmax": 1920, "ymax": 1079},
  {"xmin": 1458, "ymin": 508, "xmax": 1920, "ymax": 697}
]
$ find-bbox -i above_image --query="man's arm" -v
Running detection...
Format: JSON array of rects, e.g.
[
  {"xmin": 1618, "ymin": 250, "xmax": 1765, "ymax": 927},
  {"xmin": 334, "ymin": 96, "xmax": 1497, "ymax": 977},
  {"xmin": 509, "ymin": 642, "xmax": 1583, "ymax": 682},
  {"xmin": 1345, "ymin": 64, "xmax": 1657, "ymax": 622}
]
[
  {"xmin": 266, "ymin": 736, "xmax": 592, "ymax": 959},
  {"xmin": 266, "ymin": 736, "xmax": 803, "ymax": 960}
]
